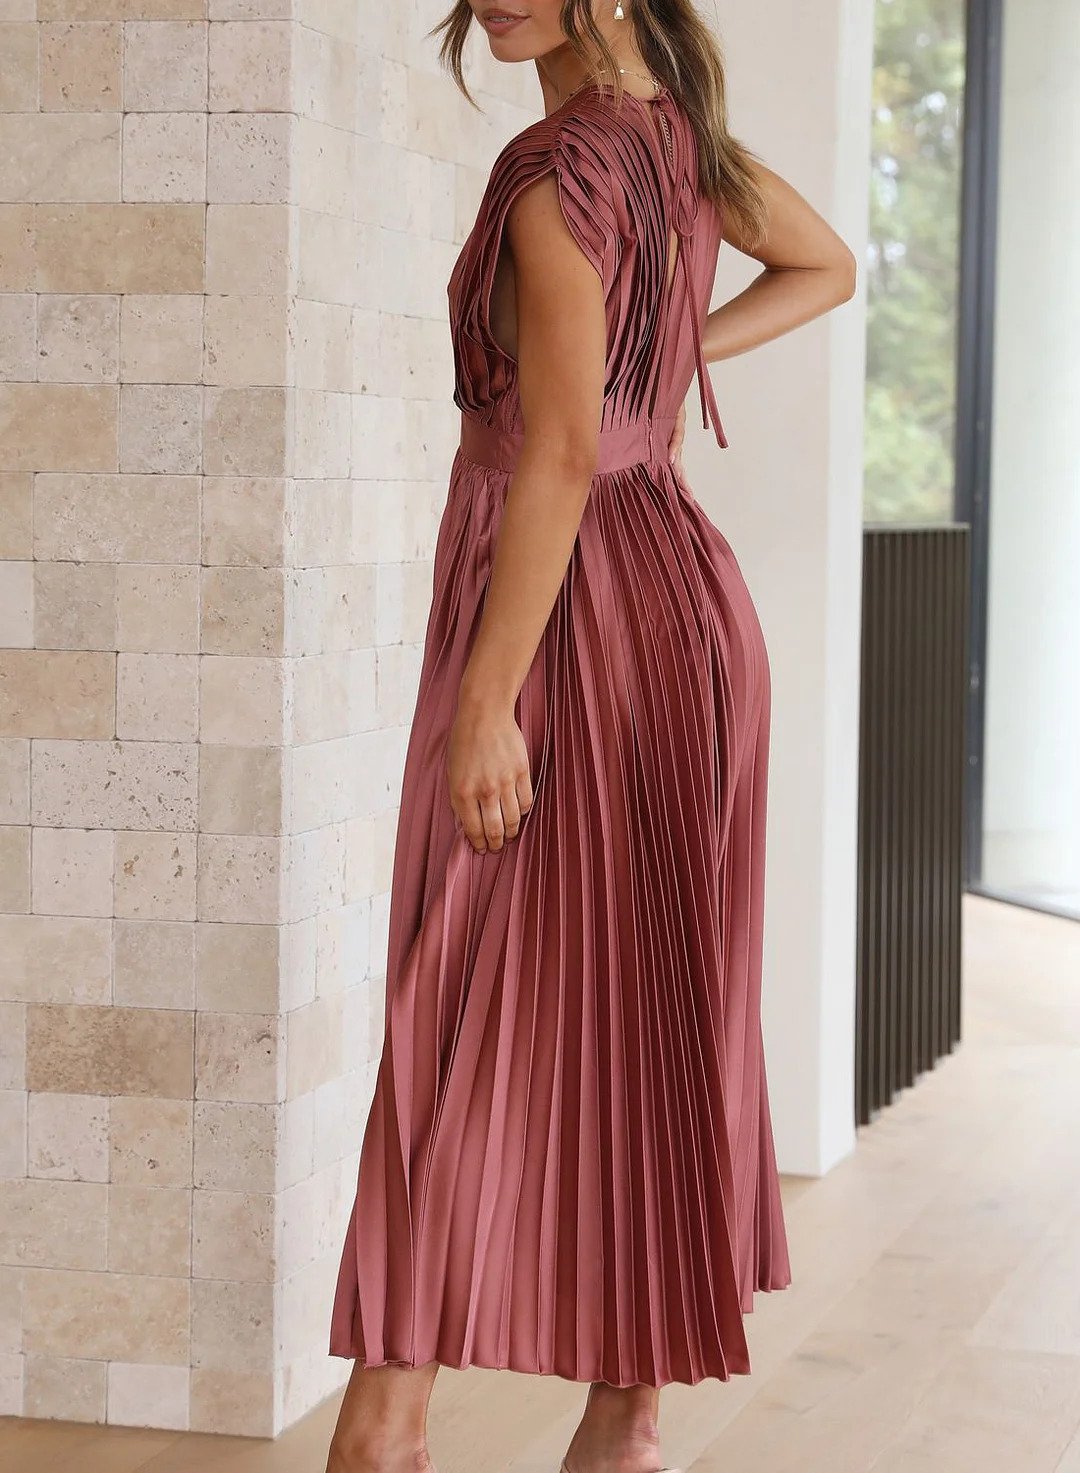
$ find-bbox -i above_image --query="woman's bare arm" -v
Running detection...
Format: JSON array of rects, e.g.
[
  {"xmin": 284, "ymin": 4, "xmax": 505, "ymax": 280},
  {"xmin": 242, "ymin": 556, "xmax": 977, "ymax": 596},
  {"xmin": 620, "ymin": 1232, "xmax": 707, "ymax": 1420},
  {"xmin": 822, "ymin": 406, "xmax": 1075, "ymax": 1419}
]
[
  {"xmin": 446, "ymin": 171, "xmax": 607, "ymax": 854},
  {"xmin": 702, "ymin": 161, "xmax": 858, "ymax": 362}
]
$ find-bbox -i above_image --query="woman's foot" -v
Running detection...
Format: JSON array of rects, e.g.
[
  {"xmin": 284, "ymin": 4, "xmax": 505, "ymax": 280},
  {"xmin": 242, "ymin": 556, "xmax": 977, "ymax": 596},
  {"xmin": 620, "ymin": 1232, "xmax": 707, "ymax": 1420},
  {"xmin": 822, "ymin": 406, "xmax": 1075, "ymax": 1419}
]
[
  {"xmin": 561, "ymin": 1381, "xmax": 664, "ymax": 1473},
  {"xmin": 325, "ymin": 1361, "xmax": 440, "ymax": 1473}
]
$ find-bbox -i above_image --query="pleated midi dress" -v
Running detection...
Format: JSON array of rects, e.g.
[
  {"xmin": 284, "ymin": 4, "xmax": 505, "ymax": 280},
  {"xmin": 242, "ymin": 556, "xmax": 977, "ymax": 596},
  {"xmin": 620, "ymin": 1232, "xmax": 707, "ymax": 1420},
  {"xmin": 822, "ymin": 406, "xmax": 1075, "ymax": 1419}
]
[{"xmin": 328, "ymin": 80, "xmax": 792, "ymax": 1388}]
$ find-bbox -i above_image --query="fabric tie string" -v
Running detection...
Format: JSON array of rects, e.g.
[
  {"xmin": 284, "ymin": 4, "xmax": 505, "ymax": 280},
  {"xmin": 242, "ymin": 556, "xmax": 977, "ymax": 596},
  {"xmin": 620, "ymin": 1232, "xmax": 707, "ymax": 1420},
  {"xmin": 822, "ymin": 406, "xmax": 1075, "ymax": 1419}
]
[{"xmin": 660, "ymin": 94, "xmax": 729, "ymax": 451}]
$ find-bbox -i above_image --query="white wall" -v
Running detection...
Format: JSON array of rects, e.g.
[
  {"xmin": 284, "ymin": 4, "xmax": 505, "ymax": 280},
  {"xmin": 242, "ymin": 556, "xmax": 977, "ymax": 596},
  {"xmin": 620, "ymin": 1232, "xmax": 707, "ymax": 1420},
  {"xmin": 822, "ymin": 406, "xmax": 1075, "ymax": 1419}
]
[
  {"xmin": 983, "ymin": 0, "xmax": 1080, "ymax": 907},
  {"xmin": 684, "ymin": 0, "xmax": 876, "ymax": 1175}
]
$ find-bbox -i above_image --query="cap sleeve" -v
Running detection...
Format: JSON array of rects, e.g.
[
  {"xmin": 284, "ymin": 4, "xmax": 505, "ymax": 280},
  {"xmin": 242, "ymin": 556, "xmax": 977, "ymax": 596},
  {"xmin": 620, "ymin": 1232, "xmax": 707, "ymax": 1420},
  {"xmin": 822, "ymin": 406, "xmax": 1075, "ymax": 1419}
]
[{"xmin": 461, "ymin": 114, "xmax": 623, "ymax": 372}]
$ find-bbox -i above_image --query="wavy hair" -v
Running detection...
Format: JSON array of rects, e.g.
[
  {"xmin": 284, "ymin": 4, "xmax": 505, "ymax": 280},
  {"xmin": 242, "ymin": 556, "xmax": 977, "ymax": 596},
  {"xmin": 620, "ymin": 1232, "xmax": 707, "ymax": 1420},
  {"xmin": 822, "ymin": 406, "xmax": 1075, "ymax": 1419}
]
[{"xmin": 429, "ymin": 0, "xmax": 768, "ymax": 249}]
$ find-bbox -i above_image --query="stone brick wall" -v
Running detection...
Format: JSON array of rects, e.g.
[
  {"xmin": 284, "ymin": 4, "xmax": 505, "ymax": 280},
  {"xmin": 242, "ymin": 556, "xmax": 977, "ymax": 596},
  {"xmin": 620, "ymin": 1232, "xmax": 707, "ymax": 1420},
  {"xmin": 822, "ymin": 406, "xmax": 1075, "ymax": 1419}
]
[{"xmin": 0, "ymin": 3, "xmax": 537, "ymax": 1437}]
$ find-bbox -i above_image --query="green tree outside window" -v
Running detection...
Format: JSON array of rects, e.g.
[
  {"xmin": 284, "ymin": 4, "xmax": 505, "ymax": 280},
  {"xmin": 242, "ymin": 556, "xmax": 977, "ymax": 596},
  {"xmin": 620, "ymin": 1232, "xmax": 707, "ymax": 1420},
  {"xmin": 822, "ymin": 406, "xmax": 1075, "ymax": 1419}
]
[{"xmin": 865, "ymin": 0, "xmax": 967, "ymax": 524}]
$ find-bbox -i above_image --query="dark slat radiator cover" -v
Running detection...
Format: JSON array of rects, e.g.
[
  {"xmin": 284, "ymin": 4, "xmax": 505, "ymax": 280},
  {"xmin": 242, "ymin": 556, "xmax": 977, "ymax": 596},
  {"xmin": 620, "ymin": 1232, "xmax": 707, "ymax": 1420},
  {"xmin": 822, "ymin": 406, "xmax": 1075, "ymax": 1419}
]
[{"xmin": 856, "ymin": 525, "xmax": 970, "ymax": 1124}]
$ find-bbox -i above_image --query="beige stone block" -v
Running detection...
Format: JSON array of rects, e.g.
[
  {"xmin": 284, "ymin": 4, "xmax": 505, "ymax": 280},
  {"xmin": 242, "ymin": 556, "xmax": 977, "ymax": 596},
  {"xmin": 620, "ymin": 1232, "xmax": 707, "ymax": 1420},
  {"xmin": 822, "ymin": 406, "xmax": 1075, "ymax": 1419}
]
[
  {"xmin": 108, "ymin": 1183, "xmax": 191, "ymax": 1274},
  {"xmin": 0, "ymin": 1089, "xmax": 27, "ymax": 1177},
  {"xmin": 0, "ymin": 1002, "xmax": 26, "ymax": 1089},
  {"xmin": 24, "ymin": 1354, "xmax": 106, "ymax": 1423},
  {"xmin": 31, "ymin": 739, "xmax": 197, "ymax": 830},
  {"xmin": 298, "ymin": 213, "xmax": 361, "ymax": 314},
  {"xmin": 38, "ymin": 471, "xmax": 204, "ymax": 562},
  {"xmin": 110, "ymin": 1094, "xmax": 192, "ymax": 1185},
  {"xmin": 35, "ymin": 203, "xmax": 204, "ymax": 294},
  {"xmin": 0, "ymin": 23, "xmax": 38, "ymax": 111},
  {"xmin": 278, "ymin": 915, "xmax": 315, "ymax": 1013},
  {"xmin": 191, "ymin": 1277, "xmax": 273, "ymax": 1370},
  {"xmin": 116, "ymin": 564, "xmax": 199, "ymax": 653},
  {"xmin": 293, "ymin": 298, "xmax": 352, "ymax": 393},
  {"xmin": 106, "ymin": 1360, "xmax": 189, "ymax": 1430},
  {"xmin": 116, "ymin": 652, "xmax": 199, "ymax": 740},
  {"xmin": 0, "ymin": 562, "xmax": 32, "ymax": 648},
  {"xmin": 209, "ymin": 0, "xmax": 290, "ymax": 18},
  {"xmin": 114, "ymin": 829, "xmax": 196, "ymax": 920},
  {"xmin": 22, "ymin": 1266, "xmax": 189, "ymax": 1363},
  {"xmin": 203, "ymin": 386, "xmax": 286, "ymax": 476},
  {"xmin": 119, "ymin": 383, "xmax": 201, "ymax": 473},
  {"xmin": 30, "ymin": 827, "xmax": 113, "ymax": 918},
  {"xmin": 0, "ymin": 474, "xmax": 32, "ymax": 557},
  {"xmin": 199, "ymin": 655, "xmax": 285, "ymax": 745},
  {"xmin": 195, "ymin": 1010, "xmax": 282, "ymax": 1104},
  {"xmin": 192, "ymin": 1188, "xmax": 274, "ymax": 1280},
  {"xmin": 0, "ymin": 1266, "xmax": 21, "ymax": 1355},
  {"xmin": 189, "ymin": 1366, "xmax": 273, "ymax": 1438},
  {"xmin": 0, "ymin": 740, "xmax": 30, "ymax": 824},
  {"xmin": 201, "ymin": 566, "xmax": 284, "ymax": 656},
  {"xmin": 283, "ymin": 821, "xmax": 345, "ymax": 923},
  {"xmin": 122, "ymin": 111, "xmax": 207, "ymax": 203},
  {"xmin": 196, "ymin": 833, "xmax": 282, "ymax": 924},
  {"xmin": 0, "ymin": 114, "xmax": 119, "ymax": 203},
  {"xmin": 120, "ymin": 294, "xmax": 202, "ymax": 383},
  {"xmin": 25, "ymin": 1003, "xmax": 194, "ymax": 1097},
  {"xmin": 41, "ymin": 21, "xmax": 120, "ymax": 110},
  {"xmin": 0, "ymin": 913, "xmax": 110, "ymax": 1007},
  {"xmin": 0, "ymin": 207, "xmax": 34, "ymax": 292},
  {"xmin": 293, "ymin": 24, "xmax": 357, "ymax": 132},
  {"xmin": 26, "ymin": 1091, "xmax": 109, "ymax": 1180},
  {"xmin": 0, "ymin": 384, "xmax": 117, "ymax": 473},
  {"xmin": 0, "ymin": 1350, "xmax": 22, "ymax": 1416},
  {"xmin": 206, "ymin": 112, "xmax": 291, "ymax": 205},
  {"xmin": 36, "ymin": 294, "xmax": 119, "ymax": 382},
  {"xmin": 199, "ymin": 745, "xmax": 283, "ymax": 835},
  {"xmin": 114, "ymin": 918, "xmax": 194, "ymax": 1008},
  {"xmin": 0, "ymin": 827, "xmax": 30, "ymax": 913},
  {"xmin": 209, "ymin": 20, "xmax": 290, "ymax": 112},
  {"xmin": 40, "ymin": 0, "xmax": 206, "ymax": 17},
  {"xmin": 123, "ymin": 20, "xmax": 207, "ymax": 110},
  {"xmin": 0, "ymin": 1179, "xmax": 106, "ymax": 1267},
  {"xmin": 285, "ymin": 652, "xmax": 349, "ymax": 745},
  {"xmin": 285, "ymin": 992, "xmax": 343, "ymax": 1100},
  {"xmin": 294, "ymin": 388, "xmax": 351, "ymax": 480},
  {"xmin": 277, "ymin": 1085, "xmax": 312, "ymax": 1188},
  {"xmin": 194, "ymin": 922, "xmax": 279, "ymax": 1012},
  {"xmin": 0, "ymin": 293, "xmax": 35, "ymax": 381},
  {"xmin": 204, "ymin": 203, "xmax": 290, "ymax": 299},
  {"xmin": 289, "ymin": 479, "xmax": 352, "ymax": 570},
  {"xmin": 202, "ymin": 293, "xmax": 287, "ymax": 388},
  {"xmin": 0, "ymin": 651, "xmax": 114, "ymax": 739},
  {"xmin": 201, "ymin": 477, "xmax": 286, "ymax": 567},
  {"xmin": 33, "ymin": 562, "xmax": 117, "ymax": 651},
  {"xmin": 193, "ymin": 1099, "xmax": 276, "ymax": 1190}
]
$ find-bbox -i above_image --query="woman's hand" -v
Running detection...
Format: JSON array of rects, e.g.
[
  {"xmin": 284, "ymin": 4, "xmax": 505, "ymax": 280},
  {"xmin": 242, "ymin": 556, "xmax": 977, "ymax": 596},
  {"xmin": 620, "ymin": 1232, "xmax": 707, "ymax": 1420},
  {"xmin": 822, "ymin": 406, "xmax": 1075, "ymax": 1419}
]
[
  {"xmin": 446, "ymin": 693, "xmax": 534, "ymax": 854},
  {"xmin": 668, "ymin": 402, "xmax": 687, "ymax": 477}
]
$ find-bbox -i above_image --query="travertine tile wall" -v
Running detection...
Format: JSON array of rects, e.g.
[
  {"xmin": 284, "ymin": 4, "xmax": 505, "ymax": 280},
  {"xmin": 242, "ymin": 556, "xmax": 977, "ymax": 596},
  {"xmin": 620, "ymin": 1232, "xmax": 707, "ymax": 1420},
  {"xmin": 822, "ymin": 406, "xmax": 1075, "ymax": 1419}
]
[{"xmin": 0, "ymin": 1, "xmax": 535, "ymax": 1438}]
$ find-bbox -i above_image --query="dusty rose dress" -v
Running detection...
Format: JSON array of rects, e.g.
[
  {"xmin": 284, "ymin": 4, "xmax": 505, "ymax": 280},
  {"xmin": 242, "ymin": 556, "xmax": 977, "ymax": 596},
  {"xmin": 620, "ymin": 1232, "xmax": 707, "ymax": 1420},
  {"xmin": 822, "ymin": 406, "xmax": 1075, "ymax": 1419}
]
[{"xmin": 329, "ymin": 81, "xmax": 792, "ymax": 1388}]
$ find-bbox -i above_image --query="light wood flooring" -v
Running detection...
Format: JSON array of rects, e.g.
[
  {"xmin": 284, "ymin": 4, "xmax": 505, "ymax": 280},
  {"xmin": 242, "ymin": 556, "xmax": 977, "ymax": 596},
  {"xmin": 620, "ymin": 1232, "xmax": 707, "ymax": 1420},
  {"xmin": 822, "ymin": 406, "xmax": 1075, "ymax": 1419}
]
[{"xmin": 3, "ymin": 892, "xmax": 1078, "ymax": 1473}]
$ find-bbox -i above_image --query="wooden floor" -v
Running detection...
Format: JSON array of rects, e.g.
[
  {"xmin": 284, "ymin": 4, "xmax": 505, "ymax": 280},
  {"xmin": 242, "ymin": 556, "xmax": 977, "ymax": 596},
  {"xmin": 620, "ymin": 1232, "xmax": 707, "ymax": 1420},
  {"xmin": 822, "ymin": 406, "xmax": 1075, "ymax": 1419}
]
[{"xmin": 4, "ymin": 892, "xmax": 1079, "ymax": 1473}]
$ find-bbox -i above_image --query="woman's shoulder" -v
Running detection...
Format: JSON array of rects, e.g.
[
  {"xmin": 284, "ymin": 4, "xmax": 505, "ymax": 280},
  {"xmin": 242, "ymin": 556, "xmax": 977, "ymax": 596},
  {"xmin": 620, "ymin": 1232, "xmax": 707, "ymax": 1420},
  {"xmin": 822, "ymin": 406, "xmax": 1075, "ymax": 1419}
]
[{"xmin": 491, "ymin": 86, "xmax": 641, "ymax": 182}]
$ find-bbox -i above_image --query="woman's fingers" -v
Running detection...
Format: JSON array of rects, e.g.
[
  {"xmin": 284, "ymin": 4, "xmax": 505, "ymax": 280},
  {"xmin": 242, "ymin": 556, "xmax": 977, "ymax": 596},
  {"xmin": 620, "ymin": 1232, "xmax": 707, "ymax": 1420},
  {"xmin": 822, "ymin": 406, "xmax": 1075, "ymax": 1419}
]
[
  {"xmin": 478, "ymin": 789, "xmax": 505, "ymax": 851},
  {"xmin": 459, "ymin": 798, "xmax": 488, "ymax": 853},
  {"xmin": 456, "ymin": 780, "xmax": 532, "ymax": 855}
]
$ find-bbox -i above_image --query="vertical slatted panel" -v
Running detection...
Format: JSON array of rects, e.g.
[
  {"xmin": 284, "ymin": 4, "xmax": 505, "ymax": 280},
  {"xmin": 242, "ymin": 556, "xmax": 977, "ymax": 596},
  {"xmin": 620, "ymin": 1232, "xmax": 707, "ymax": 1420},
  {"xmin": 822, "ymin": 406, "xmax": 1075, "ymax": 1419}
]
[{"xmin": 856, "ymin": 525, "xmax": 970, "ymax": 1124}]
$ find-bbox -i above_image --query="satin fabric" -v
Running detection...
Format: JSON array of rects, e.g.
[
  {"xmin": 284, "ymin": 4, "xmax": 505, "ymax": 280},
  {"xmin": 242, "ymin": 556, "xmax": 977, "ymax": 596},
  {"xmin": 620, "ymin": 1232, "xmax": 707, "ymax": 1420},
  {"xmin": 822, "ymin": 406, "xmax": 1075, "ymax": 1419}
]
[{"xmin": 328, "ymin": 82, "xmax": 792, "ymax": 1388}]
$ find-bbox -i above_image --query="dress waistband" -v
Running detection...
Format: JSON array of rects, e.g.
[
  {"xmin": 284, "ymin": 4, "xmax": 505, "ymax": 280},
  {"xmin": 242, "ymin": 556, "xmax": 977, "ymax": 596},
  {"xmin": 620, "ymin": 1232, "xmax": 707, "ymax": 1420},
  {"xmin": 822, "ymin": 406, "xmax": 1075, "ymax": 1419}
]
[{"xmin": 459, "ymin": 413, "xmax": 680, "ymax": 476}]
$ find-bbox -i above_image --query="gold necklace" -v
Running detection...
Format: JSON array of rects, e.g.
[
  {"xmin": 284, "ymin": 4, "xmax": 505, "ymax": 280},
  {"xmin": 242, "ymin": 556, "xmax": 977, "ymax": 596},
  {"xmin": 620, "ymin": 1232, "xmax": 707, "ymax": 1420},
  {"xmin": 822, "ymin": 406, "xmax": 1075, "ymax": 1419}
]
[{"xmin": 556, "ymin": 65, "xmax": 664, "ymax": 107}]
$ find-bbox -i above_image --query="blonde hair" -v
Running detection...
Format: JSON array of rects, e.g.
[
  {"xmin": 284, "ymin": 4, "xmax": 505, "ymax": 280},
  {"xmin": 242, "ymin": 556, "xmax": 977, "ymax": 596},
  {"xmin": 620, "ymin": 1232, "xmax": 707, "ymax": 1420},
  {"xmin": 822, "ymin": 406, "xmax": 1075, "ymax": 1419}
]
[{"xmin": 430, "ymin": 0, "xmax": 768, "ymax": 249}]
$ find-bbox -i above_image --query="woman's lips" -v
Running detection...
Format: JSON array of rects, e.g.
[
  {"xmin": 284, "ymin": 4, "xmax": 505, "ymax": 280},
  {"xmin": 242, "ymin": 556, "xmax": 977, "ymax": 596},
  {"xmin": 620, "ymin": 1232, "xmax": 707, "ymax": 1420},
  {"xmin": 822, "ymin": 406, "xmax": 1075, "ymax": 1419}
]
[{"xmin": 482, "ymin": 10, "xmax": 528, "ymax": 36}]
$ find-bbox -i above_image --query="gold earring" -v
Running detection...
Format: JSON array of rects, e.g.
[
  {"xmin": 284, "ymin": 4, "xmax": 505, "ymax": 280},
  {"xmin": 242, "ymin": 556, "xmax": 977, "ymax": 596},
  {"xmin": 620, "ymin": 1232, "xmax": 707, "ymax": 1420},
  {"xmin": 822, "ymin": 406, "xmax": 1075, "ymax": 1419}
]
[{"xmin": 614, "ymin": 1, "xmax": 625, "ymax": 16}]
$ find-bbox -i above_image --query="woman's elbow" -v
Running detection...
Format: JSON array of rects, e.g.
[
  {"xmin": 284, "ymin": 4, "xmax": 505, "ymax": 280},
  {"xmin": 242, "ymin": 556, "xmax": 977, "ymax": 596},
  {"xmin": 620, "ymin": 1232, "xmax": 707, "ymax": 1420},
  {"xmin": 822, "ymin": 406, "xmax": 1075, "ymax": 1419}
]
[{"xmin": 833, "ymin": 245, "xmax": 858, "ymax": 305}]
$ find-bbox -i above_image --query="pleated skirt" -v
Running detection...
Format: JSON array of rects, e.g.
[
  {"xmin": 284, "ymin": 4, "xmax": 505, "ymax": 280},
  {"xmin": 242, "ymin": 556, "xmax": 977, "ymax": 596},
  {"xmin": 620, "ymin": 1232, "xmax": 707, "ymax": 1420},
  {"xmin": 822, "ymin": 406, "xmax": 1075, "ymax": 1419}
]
[{"xmin": 328, "ymin": 443, "xmax": 792, "ymax": 1386}]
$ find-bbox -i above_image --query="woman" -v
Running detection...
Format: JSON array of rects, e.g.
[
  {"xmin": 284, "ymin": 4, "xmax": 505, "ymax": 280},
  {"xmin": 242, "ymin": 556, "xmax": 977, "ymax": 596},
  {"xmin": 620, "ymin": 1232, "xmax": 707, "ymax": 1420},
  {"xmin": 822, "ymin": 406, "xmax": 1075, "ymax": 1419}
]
[{"xmin": 327, "ymin": 3, "xmax": 855, "ymax": 1471}]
